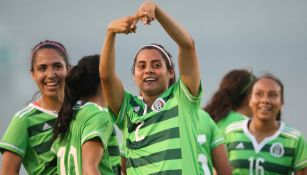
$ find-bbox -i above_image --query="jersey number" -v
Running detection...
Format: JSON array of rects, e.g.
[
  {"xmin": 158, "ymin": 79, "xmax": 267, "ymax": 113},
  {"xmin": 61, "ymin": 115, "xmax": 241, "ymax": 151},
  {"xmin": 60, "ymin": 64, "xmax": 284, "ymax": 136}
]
[
  {"xmin": 135, "ymin": 121, "xmax": 145, "ymax": 142},
  {"xmin": 197, "ymin": 134, "xmax": 211, "ymax": 175},
  {"xmin": 248, "ymin": 157, "xmax": 265, "ymax": 175},
  {"xmin": 57, "ymin": 146, "xmax": 80, "ymax": 175},
  {"xmin": 198, "ymin": 154, "xmax": 211, "ymax": 175}
]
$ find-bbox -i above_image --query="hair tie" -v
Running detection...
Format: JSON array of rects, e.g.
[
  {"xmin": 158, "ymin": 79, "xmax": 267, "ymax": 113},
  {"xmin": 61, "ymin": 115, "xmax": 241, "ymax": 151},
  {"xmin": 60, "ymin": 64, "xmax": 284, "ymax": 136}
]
[{"xmin": 31, "ymin": 40, "xmax": 68, "ymax": 59}]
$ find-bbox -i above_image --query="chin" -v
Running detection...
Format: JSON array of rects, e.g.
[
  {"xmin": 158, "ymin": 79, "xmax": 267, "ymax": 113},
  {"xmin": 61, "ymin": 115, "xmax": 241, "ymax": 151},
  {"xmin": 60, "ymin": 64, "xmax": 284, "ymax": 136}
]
[
  {"xmin": 258, "ymin": 115, "xmax": 275, "ymax": 122},
  {"xmin": 44, "ymin": 91, "xmax": 62, "ymax": 99}
]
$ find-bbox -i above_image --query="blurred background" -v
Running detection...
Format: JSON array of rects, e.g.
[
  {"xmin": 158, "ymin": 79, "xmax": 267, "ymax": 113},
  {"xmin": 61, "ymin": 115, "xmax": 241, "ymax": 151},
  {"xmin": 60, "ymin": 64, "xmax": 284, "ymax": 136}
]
[{"xmin": 1, "ymin": 0, "xmax": 306, "ymax": 173}]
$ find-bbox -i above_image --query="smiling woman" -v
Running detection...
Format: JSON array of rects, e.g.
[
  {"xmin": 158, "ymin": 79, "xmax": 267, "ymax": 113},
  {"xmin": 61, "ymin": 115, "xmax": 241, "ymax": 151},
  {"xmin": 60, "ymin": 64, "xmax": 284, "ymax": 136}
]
[
  {"xmin": 0, "ymin": 40, "xmax": 70, "ymax": 175},
  {"xmin": 225, "ymin": 74, "xmax": 307, "ymax": 175},
  {"xmin": 99, "ymin": 1, "xmax": 202, "ymax": 174}
]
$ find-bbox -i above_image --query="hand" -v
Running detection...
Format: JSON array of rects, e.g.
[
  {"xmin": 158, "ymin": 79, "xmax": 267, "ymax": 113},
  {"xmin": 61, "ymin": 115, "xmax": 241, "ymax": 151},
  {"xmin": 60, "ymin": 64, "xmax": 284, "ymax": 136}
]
[
  {"xmin": 135, "ymin": 0, "xmax": 155, "ymax": 25},
  {"xmin": 107, "ymin": 16, "xmax": 137, "ymax": 34}
]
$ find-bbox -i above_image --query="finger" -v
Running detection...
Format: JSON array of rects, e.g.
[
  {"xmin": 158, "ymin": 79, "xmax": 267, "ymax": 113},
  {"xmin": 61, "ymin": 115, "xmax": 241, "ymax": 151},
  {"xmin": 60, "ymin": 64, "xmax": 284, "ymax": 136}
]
[
  {"xmin": 149, "ymin": 9, "xmax": 155, "ymax": 21},
  {"xmin": 130, "ymin": 18, "xmax": 138, "ymax": 30}
]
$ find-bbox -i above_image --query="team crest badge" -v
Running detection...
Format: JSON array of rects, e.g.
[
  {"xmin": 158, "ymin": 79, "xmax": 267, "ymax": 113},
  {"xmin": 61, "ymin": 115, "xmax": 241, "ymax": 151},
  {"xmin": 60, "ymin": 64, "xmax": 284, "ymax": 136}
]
[
  {"xmin": 270, "ymin": 143, "xmax": 284, "ymax": 158},
  {"xmin": 151, "ymin": 98, "xmax": 165, "ymax": 112},
  {"xmin": 134, "ymin": 106, "xmax": 140, "ymax": 113}
]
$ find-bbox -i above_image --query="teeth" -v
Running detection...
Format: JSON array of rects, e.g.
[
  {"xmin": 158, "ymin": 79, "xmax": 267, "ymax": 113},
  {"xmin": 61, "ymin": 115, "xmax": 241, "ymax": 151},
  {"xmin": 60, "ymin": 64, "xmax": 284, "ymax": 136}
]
[
  {"xmin": 258, "ymin": 106, "xmax": 271, "ymax": 112},
  {"xmin": 144, "ymin": 78, "xmax": 156, "ymax": 82},
  {"xmin": 46, "ymin": 82, "xmax": 57, "ymax": 86}
]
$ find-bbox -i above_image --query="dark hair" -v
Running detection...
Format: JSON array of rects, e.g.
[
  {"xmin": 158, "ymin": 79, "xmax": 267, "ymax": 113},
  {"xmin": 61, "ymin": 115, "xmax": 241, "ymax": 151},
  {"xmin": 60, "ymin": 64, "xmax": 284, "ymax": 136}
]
[
  {"xmin": 53, "ymin": 54, "xmax": 101, "ymax": 140},
  {"xmin": 131, "ymin": 43, "xmax": 176, "ymax": 87},
  {"xmin": 250, "ymin": 73, "xmax": 284, "ymax": 121},
  {"xmin": 30, "ymin": 40, "xmax": 70, "ymax": 72},
  {"xmin": 205, "ymin": 69, "xmax": 255, "ymax": 122}
]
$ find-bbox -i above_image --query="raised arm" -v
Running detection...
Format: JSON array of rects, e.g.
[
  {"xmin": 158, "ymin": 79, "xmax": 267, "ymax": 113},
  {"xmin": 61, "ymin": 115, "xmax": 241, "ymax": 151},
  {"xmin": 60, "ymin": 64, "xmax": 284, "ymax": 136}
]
[
  {"xmin": 135, "ymin": 1, "xmax": 201, "ymax": 96},
  {"xmin": 99, "ymin": 17, "xmax": 136, "ymax": 115}
]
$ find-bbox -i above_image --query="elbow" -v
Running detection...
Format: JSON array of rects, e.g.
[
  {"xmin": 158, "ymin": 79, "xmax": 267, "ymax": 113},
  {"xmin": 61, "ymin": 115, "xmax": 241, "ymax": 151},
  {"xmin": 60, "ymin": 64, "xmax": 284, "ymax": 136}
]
[
  {"xmin": 99, "ymin": 66, "xmax": 111, "ymax": 83},
  {"xmin": 181, "ymin": 36, "xmax": 196, "ymax": 50},
  {"xmin": 82, "ymin": 166, "xmax": 100, "ymax": 175}
]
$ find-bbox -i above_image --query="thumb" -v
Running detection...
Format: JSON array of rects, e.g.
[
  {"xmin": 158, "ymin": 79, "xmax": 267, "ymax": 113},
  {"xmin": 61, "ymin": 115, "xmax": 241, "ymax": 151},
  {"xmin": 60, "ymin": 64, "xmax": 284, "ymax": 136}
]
[{"xmin": 130, "ymin": 18, "xmax": 139, "ymax": 31}]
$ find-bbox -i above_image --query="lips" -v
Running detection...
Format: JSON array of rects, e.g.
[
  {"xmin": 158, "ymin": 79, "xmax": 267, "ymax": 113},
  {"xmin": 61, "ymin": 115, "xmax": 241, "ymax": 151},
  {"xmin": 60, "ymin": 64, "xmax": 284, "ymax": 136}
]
[
  {"xmin": 144, "ymin": 77, "xmax": 157, "ymax": 82},
  {"xmin": 44, "ymin": 81, "xmax": 59, "ymax": 90},
  {"xmin": 257, "ymin": 105, "xmax": 273, "ymax": 115}
]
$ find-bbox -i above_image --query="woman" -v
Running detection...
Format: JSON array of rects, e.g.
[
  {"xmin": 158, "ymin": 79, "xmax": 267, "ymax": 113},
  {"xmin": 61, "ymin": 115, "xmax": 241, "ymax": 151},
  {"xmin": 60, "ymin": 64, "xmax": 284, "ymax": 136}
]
[
  {"xmin": 225, "ymin": 74, "xmax": 307, "ymax": 174},
  {"xmin": 205, "ymin": 69, "xmax": 256, "ymax": 136},
  {"xmin": 52, "ymin": 55, "xmax": 121, "ymax": 175},
  {"xmin": 99, "ymin": 1, "xmax": 201, "ymax": 174},
  {"xmin": 0, "ymin": 40, "xmax": 70, "ymax": 174}
]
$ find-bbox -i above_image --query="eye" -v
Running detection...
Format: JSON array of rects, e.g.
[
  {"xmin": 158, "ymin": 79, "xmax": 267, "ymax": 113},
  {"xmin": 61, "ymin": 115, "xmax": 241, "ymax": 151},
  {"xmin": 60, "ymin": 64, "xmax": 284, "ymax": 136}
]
[
  {"xmin": 269, "ymin": 92, "xmax": 278, "ymax": 98},
  {"xmin": 254, "ymin": 91, "xmax": 262, "ymax": 97},
  {"xmin": 136, "ymin": 63, "xmax": 145, "ymax": 70},
  {"xmin": 36, "ymin": 65, "xmax": 46, "ymax": 72},
  {"xmin": 54, "ymin": 63, "xmax": 64, "ymax": 70},
  {"xmin": 153, "ymin": 62, "xmax": 161, "ymax": 69}
]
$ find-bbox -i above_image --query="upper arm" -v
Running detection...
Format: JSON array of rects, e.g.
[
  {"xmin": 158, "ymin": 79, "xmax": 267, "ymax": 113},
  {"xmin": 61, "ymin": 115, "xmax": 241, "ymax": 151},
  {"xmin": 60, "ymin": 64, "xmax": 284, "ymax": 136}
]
[
  {"xmin": 178, "ymin": 43, "xmax": 201, "ymax": 97},
  {"xmin": 82, "ymin": 139, "xmax": 104, "ymax": 175},
  {"xmin": 153, "ymin": 5, "xmax": 200, "ymax": 96},
  {"xmin": 99, "ymin": 31, "xmax": 125, "ymax": 116},
  {"xmin": 0, "ymin": 151, "xmax": 22, "ymax": 175},
  {"xmin": 101, "ymin": 76, "xmax": 125, "ymax": 116},
  {"xmin": 211, "ymin": 144, "xmax": 232, "ymax": 175}
]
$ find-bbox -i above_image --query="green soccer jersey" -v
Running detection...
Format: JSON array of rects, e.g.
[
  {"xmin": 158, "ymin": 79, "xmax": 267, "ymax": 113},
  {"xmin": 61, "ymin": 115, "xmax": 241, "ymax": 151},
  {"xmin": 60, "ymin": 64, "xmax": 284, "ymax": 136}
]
[
  {"xmin": 217, "ymin": 110, "xmax": 247, "ymax": 137},
  {"xmin": 225, "ymin": 120, "xmax": 307, "ymax": 175},
  {"xmin": 197, "ymin": 110, "xmax": 225, "ymax": 175},
  {"xmin": 0, "ymin": 103, "xmax": 57, "ymax": 175},
  {"xmin": 51, "ymin": 102, "xmax": 115, "ymax": 175},
  {"xmin": 113, "ymin": 78, "xmax": 202, "ymax": 175},
  {"xmin": 108, "ymin": 127, "xmax": 121, "ymax": 174}
]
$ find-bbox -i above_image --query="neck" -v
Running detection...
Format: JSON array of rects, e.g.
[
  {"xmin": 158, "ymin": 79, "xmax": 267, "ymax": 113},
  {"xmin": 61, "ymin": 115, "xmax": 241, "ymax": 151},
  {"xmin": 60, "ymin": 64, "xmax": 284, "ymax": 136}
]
[
  {"xmin": 39, "ymin": 96, "xmax": 63, "ymax": 112},
  {"xmin": 249, "ymin": 118, "xmax": 279, "ymax": 143},
  {"xmin": 142, "ymin": 94, "xmax": 159, "ymax": 107},
  {"xmin": 88, "ymin": 95, "xmax": 106, "ymax": 107},
  {"xmin": 236, "ymin": 105, "xmax": 251, "ymax": 117}
]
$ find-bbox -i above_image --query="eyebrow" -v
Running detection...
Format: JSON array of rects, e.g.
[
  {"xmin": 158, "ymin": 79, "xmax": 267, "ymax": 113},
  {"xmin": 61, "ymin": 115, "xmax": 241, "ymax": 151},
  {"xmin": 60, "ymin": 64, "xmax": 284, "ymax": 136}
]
[{"xmin": 136, "ymin": 59, "xmax": 163, "ymax": 63}]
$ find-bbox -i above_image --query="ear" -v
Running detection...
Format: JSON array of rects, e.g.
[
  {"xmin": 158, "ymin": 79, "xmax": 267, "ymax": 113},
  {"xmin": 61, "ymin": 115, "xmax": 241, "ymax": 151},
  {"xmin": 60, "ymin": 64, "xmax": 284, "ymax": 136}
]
[
  {"xmin": 132, "ymin": 74, "xmax": 136, "ymax": 81},
  {"xmin": 66, "ymin": 64, "xmax": 72, "ymax": 71},
  {"xmin": 169, "ymin": 69, "xmax": 175, "ymax": 78},
  {"xmin": 30, "ymin": 70, "xmax": 35, "ymax": 81},
  {"xmin": 248, "ymin": 95, "xmax": 252, "ymax": 108}
]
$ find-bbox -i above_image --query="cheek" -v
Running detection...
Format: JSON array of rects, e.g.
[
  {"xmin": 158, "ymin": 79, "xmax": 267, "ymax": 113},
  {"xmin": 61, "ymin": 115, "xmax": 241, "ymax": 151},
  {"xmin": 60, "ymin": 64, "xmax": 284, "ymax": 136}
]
[
  {"xmin": 248, "ymin": 98, "xmax": 257, "ymax": 108},
  {"xmin": 32, "ymin": 73, "xmax": 43, "ymax": 82},
  {"xmin": 57, "ymin": 70, "xmax": 68, "ymax": 79}
]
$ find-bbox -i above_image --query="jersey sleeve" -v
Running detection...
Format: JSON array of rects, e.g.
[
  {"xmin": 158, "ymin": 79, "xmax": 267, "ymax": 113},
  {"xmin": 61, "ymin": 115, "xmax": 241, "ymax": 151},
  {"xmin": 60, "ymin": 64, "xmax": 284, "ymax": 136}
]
[
  {"xmin": 80, "ymin": 112, "xmax": 113, "ymax": 151},
  {"xmin": 293, "ymin": 134, "xmax": 307, "ymax": 171},
  {"xmin": 0, "ymin": 115, "xmax": 28, "ymax": 158},
  {"xmin": 208, "ymin": 117, "xmax": 225, "ymax": 149},
  {"xmin": 177, "ymin": 77, "xmax": 203, "ymax": 108}
]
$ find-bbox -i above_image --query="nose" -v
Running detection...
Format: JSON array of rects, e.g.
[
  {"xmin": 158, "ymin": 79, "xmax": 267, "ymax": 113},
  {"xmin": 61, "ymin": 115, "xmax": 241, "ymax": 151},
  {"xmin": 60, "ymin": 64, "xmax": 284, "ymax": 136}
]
[
  {"xmin": 260, "ymin": 95, "xmax": 270, "ymax": 103},
  {"xmin": 145, "ymin": 66, "xmax": 154, "ymax": 74},
  {"xmin": 46, "ymin": 67, "xmax": 56, "ymax": 78}
]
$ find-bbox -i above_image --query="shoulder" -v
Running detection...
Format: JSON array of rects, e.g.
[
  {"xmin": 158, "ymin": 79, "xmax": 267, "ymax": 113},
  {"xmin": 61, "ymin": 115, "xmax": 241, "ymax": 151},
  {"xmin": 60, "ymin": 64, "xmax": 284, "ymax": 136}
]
[
  {"xmin": 228, "ymin": 111, "xmax": 248, "ymax": 120},
  {"xmin": 80, "ymin": 102, "xmax": 108, "ymax": 113},
  {"xmin": 78, "ymin": 102, "xmax": 111, "ymax": 121},
  {"xmin": 13, "ymin": 104, "xmax": 36, "ymax": 119},
  {"xmin": 198, "ymin": 110, "xmax": 214, "ymax": 124},
  {"xmin": 280, "ymin": 122, "xmax": 304, "ymax": 140},
  {"xmin": 225, "ymin": 120, "xmax": 246, "ymax": 134}
]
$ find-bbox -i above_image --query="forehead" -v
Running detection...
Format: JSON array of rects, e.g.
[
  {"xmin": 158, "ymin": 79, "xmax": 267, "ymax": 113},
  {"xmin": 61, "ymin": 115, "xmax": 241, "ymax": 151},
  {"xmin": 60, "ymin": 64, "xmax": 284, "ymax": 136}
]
[
  {"xmin": 136, "ymin": 49, "xmax": 164, "ymax": 62},
  {"xmin": 253, "ymin": 78, "xmax": 281, "ymax": 92},
  {"xmin": 33, "ymin": 48, "xmax": 66, "ymax": 66}
]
